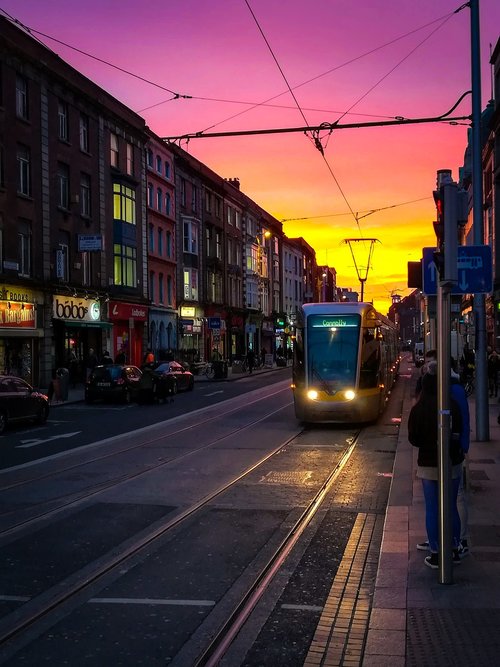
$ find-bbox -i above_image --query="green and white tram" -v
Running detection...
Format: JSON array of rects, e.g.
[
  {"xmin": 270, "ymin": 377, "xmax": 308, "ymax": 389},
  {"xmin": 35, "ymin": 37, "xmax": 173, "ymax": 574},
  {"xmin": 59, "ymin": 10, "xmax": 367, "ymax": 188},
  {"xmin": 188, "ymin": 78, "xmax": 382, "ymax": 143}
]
[{"xmin": 291, "ymin": 302, "xmax": 399, "ymax": 424}]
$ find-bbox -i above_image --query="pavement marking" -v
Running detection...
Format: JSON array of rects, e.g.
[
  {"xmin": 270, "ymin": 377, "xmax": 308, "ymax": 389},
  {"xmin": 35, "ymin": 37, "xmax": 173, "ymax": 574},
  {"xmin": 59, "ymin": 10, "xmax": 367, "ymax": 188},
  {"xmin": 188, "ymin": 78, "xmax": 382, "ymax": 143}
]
[
  {"xmin": 88, "ymin": 597, "xmax": 215, "ymax": 607},
  {"xmin": 203, "ymin": 391, "xmax": 224, "ymax": 396},
  {"xmin": 16, "ymin": 432, "xmax": 82, "ymax": 448},
  {"xmin": 0, "ymin": 595, "xmax": 30, "ymax": 601},
  {"xmin": 304, "ymin": 512, "xmax": 383, "ymax": 667},
  {"xmin": 281, "ymin": 604, "xmax": 323, "ymax": 612}
]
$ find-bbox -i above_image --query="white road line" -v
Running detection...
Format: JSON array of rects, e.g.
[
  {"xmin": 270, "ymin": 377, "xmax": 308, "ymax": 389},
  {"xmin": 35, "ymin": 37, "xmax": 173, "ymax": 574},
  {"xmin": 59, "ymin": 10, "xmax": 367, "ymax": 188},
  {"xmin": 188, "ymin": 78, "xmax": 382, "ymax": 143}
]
[
  {"xmin": 89, "ymin": 597, "xmax": 215, "ymax": 607},
  {"xmin": 16, "ymin": 432, "xmax": 82, "ymax": 448},
  {"xmin": 203, "ymin": 391, "xmax": 224, "ymax": 396},
  {"xmin": 281, "ymin": 604, "xmax": 323, "ymax": 612},
  {"xmin": 0, "ymin": 595, "xmax": 30, "ymax": 601}
]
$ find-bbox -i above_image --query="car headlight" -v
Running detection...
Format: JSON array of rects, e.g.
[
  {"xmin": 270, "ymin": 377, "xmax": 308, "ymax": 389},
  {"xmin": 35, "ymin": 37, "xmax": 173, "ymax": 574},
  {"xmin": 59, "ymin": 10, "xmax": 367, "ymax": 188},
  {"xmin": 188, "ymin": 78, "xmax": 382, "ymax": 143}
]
[
  {"xmin": 307, "ymin": 389, "xmax": 318, "ymax": 400},
  {"xmin": 344, "ymin": 390, "xmax": 356, "ymax": 401}
]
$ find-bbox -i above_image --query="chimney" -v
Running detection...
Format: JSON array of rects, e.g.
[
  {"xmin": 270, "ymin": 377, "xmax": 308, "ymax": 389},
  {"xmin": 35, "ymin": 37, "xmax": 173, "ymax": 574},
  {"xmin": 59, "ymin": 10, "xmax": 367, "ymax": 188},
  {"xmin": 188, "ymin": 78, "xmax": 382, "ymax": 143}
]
[{"xmin": 226, "ymin": 177, "xmax": 240, "ymax": 190}]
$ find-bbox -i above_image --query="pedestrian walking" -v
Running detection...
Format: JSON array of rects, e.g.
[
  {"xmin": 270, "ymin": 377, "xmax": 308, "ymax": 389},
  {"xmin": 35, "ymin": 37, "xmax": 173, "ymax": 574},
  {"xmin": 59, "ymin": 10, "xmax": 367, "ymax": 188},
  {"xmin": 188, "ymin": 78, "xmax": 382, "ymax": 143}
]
[
  {"xmin": 408, "ymin": 366, "xmax": 464, "ymax": 569},
  {"xmin": 101, "ymin": 350, "xmax": 113, "ymax": 365},
  {"xmin": 143, "ymin": 348, "xmax": 155, "ymax": 366},
  {"xmin": 488, "ymin": 348, "xmax": 499, "ymax": 397},
  {"xmin": 246, "ymin": 348, "xmax": 255, "ymax": 374},
  {"xmin": 86, "ymin": 348, "xmax": 98, "ymax": 378}
]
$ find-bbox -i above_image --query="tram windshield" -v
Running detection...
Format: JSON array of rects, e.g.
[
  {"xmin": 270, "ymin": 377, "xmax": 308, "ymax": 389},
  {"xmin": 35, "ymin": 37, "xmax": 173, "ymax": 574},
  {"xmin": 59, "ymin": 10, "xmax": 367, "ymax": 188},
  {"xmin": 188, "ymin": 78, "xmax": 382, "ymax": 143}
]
[{"xmin": 306, "ymin": 314, "xmax": 360, "ymax": 390}]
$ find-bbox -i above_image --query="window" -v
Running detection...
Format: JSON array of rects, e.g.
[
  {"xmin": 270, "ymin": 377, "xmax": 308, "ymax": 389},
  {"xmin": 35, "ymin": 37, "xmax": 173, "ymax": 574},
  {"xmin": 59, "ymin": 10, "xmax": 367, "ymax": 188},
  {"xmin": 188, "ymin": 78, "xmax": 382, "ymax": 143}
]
[
  {"xmin": 146, "ymin": 148, "xmax": 153, "ymax": 168},
  {"xmin": 82, "ymin": 251, "xmax": 91, "ymax": 286},
  {"xmin": 114, "ymin": 243, "xmax": 137, "ymax": 287},
  {"xmin": 166, "ymin": 231, "xmax": 172, "ymax": 258},
  {"xmin": 58, "ymin": 100, "xmax": 69, "ymax": 141},
  {"xmin": 246, "ymin": 279, "xmax": 259, "ymax": 309},
  {"xmin": 147, "ymin": 183, "xmax": 154, "ymax": 208},
  {"xmin": 158, "ymin": 229, "xmax": 163, "ymax": 256},
  {"xmin": 110, "ymin": 132, "xmax": 119, "ymax": 167},
  {"xmin": 57, "ymin": 163, "xmax": 70, "ymax": 209},
  {"xmin": 183, "ymin": 267, "xmax": 198, "ymax": 300},
  {"xmin": 205, "ymin": 191, "xmax": 212, "ymax": 213},
  {"xmin": 17, "ymin": 144, "xmax": 31, "ymax": 196},
  {"xmin": 113, "ymin": 182, "xmax": 136, "ymax": 224},
  {"xmin": 167, "ymin": 275, "xmax": 173, "ymax": 305},
  {"xmin": 215, "ymin": 197, "xmax": 221, "ymax": 218},
  {"xmin": 149, "ymin": 270, "xmax": 155, "ymax": 302},
  {"xmin": 18, "ymin": 220, "xmax": 31, "ymax": 277},
  {"xmin": 165, "ymin": 160, "xmax": 171, "ymax": 179},
  {"xmin": 157, "ymin": 187, "xmax": 162, "ymax": 212},
  {"xmin": 16, "ymin": 74, "xmax": 28, "ymax": 120},
  {"xmin": 149, "ymin": 224, "xmax": 154, "ymax": 252},
  {"xmin": 0, "ymin": 143, "xmax": 4, "ymax": 187},
  {"xmin": 80, "ymin": 173, "xmax": 91, "ymax": 216},
  {"xmin": 159, "ymin": 273, "xmax": 164, "ymax": 303},
  {"xmin": 192, "ymin": 185, "xmax": 197, "ymax": 212},
  {"xmin": 183, "ymin": 220, "xmax": 198, "ymax": 254},
  {"xmin": 207, "ymin": 271, "xmax": 222, "ymax": 303},
  {"xmin": 235, "ymin": 210, "xmax": 241, "ymax": 230},
  {"xmin": 79, "ymin": 113, "xmax": 89, "ymax": 152},
  {"xmin": 216, "ymin": 232, "xmax": 222, "ymax": 259},
  {"xmin": 156, "ymin": 155, "xmax": 162, "ymax": 173},
  {"xmin": 180, "ymin": 178, "xmax": 186, "ymax": 206},
  {"xmin": 126, "ymin": 142, "xmax": 134, "ymax": 176},
  {"xmin": 165, "ymin": 192, "xmax": 171, "ymax": 216}
]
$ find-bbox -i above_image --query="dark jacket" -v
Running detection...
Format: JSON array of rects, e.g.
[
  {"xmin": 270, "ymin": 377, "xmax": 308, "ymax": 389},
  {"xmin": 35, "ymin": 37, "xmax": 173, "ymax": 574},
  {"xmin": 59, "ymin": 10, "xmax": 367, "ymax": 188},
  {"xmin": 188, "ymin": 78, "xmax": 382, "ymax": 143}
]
[{"xmin": 408, "ymin": 373, "xmax": 464, "ymax": 467}]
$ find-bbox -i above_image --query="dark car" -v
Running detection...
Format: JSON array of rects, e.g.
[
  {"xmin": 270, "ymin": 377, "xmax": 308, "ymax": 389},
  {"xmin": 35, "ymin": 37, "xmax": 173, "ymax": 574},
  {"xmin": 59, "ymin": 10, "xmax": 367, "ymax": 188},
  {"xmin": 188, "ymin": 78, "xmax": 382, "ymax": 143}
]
[
  {"xmin": 152, "ymin": 361, "xmax": 194, "ymax": 392},
  {"xmin": 85, "ymin": 364, "xmax": 143, "ymax": 404},
  {"xmin": 0, "ymin": 375, "xmax": 50, "ymax": 435},
  {"xmin": 137, "ymin": 365, "xmax": 177, "ymax": 404}
]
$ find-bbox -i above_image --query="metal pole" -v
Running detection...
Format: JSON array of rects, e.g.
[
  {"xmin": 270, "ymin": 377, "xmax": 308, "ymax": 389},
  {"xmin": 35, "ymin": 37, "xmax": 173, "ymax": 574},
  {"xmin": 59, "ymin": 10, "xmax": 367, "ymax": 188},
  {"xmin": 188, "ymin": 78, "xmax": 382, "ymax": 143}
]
[
  {"xmin": 470, "ymin": 0, "xmax": 489, "ymax": 440},
  {"xmin": 437, "ymin": 282, "xmax": 453, "ymax": 584}
]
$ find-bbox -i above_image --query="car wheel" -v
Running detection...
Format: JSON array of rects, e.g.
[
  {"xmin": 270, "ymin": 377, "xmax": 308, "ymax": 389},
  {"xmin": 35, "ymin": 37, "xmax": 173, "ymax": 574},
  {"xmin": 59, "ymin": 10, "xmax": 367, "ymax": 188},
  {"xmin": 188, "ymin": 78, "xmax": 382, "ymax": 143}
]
[
  {"xmin": 0, "ymin": 410, "xmax": 6, "ymax": 435},
  {"xmin": 36, "ymin": 403, "xmax": 49, "ymax": 425}
]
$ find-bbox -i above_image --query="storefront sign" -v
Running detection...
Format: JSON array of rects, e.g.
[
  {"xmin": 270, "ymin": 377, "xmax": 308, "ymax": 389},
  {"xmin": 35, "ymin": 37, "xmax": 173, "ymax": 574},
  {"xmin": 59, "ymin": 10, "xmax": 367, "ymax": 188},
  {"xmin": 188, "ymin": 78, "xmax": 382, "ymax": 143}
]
[
  {"xmin": 0, "ymin": 285, "xmax": 35, "ymax": 303},
  {"xmin": 108, "ymin": 301, "xmax": 148, "ymax": 321},
  {"xmin": 180, "ymin": 306, "xmax": 196, "ymax": 317},
  {"xmin": 208, "ymin": 317, "xmax": 221, "ymax": 329},
  {"xmin": 0, "ymin": 301, "xmax": 36, "ymax": 328},
  {"xmin": 53, "ymin": 295, "xmax": 101, "ymax": 322},
  {"xmin": 78, "ymin": 235, "xmax": 103, "ymax": 251}
]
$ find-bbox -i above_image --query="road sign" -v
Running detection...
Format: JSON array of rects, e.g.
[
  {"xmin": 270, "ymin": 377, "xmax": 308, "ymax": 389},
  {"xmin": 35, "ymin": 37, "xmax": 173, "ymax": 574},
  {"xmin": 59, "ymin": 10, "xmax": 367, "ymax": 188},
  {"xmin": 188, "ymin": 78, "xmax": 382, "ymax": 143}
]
[
  {"xmin": 208, "ymin": 317, "xmax": 221, "ymax": 329},
  {"xmin": 422, "ymin": 245, "xmax": 492, "ymax": 295}
]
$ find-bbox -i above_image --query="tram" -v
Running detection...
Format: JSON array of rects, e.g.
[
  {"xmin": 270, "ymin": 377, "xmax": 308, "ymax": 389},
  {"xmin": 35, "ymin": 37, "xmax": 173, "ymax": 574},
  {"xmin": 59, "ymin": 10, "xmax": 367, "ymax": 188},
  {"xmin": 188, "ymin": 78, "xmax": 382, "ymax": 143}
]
[{"xmin": 291, "ymin": 302, "xmax": 399, "ymax": 424}]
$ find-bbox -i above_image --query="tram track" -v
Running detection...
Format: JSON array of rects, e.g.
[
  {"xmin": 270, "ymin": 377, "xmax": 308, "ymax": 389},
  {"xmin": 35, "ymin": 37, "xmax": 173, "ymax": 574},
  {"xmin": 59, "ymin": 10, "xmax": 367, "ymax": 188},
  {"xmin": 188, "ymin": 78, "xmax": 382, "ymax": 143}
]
[
  {"xmin": 0, "ymin": 425, "xmax": 362, "ymax": 661},
  {"xmin": 0, "ymin": 388, "xmax": 292, "ymax": 537}
]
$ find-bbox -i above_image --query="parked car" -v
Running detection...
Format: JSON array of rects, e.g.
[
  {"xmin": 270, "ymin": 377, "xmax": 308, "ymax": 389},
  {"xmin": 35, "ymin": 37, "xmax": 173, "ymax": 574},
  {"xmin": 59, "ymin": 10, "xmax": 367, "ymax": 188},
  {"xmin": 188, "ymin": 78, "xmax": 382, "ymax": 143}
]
[
  {"xmin": 152, "ymin": 361, "xmax": 194, "ymax": 392},
  {"xmin": 136, "ymin": 365, "xmax": 177, "ymax": 403},
  {"xmin": 0, "ymin": 375, "xmax": 50, "ymax": 435},
  {"xmin": 85, "ymin": 364, "xmax": 144, "ymax": 404}
]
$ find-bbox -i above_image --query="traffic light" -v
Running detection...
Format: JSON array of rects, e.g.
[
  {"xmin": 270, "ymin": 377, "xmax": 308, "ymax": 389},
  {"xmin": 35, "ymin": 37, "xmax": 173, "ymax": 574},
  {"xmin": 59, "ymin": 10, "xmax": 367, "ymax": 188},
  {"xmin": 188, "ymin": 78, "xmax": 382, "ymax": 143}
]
[
  {"xmin": 432, "ymin": 187, "xmax": 445, "ymax": 248},
  {"xmin": 431, "ymin": 170, "xmax": 459, "ymax": 283}
]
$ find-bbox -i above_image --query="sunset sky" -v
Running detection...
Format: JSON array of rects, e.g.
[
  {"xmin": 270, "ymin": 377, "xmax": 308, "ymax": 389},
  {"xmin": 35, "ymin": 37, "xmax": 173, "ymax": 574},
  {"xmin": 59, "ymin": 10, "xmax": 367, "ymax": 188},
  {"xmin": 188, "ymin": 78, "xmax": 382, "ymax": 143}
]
[{"xmin": 3, "ymin": 0, "xmax": 500, "ymax": 314}]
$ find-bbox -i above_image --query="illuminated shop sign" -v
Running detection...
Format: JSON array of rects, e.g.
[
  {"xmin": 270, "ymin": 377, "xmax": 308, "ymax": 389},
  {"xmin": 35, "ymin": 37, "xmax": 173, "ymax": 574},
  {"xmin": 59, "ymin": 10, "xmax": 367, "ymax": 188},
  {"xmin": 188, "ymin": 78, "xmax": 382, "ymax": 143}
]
[
  {"xmin": 52, "ymin": 295, "xmax": 101, "ymax": 322},
  {"xmin": 0, "ymin": 301, "xmax": 36, "ymax": 328},
  {"xmin": 108, "ymin": 301, "xmax": 148, "ymax": 321},
  {"xmin": 0, "ymin": 285, "xmax": 35, "ymax": 303}
]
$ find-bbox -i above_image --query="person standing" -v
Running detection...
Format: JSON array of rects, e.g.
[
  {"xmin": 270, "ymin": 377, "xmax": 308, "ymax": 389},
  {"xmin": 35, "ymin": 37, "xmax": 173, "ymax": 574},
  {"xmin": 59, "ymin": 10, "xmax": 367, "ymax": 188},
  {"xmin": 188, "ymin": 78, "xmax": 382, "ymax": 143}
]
[
  {"xmin": 86, "ymin": 348, "xmax": 98, "ymax": 378},
  {"xmin": 408, "ymin": 368, "xmax": 464, "ymax": 569},
  {"xmin": 246, "ymin": 348, "xmax": 255, "ymax": 374},
  {"xmin": 101, "ymin": 350, "xmax": 113, "ymax": 365}
]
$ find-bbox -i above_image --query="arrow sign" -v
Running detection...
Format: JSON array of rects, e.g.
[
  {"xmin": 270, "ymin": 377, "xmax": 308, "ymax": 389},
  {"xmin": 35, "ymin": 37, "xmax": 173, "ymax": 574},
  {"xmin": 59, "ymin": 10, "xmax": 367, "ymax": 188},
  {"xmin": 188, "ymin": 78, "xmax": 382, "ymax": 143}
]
[
  {"xmin": 422, "ymin": 245, "xmax": 492, "ymax": 295},
  {"xmin": 17, "ymin": 431, "xmax": 82, "ymax": 448}
]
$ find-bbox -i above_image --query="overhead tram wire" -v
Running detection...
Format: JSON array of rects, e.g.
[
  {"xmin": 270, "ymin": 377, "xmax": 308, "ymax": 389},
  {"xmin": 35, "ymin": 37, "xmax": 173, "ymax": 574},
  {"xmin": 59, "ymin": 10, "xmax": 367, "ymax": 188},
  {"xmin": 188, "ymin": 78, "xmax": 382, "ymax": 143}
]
[
  {"xmin": 194, "ymin": 6, "xmax": 464, "ymax": 135},
  {"xmin": 279, "ymin": 196, "xmax": 432, "ymax": 223}
]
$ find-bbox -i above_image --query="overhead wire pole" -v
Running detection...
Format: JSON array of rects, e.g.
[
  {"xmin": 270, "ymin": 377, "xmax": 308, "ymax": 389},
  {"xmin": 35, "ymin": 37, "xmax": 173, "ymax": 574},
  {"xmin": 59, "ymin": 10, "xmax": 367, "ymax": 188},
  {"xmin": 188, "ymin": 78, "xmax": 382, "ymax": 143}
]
[
  {"xmin": 469, "ymin": 0, "xmax": 489, "ymax": 441},
  {"xmin": 343, "ymin": 238, "xmax": 380, "ymax": 302}
]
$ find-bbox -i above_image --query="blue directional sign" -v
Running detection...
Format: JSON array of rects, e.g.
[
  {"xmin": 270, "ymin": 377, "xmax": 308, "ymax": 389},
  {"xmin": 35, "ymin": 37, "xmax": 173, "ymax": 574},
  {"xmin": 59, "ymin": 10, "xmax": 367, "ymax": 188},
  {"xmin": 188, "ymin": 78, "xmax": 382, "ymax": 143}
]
[{"xmin": 422, "ymin": 245, "xmax": 493, "ymax": 295}]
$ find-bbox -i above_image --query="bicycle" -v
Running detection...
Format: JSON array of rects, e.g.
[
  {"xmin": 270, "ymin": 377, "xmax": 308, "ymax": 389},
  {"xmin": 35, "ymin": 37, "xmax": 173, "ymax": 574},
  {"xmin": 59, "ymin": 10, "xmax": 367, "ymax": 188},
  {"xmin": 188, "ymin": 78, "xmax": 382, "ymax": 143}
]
[
  {"xmin": 202, "ymin": 362, "xmax": 215, "ymax": 379},
  {"xmin": 463, "ymin": 375, "xmax": 474, "ymax": 397}
]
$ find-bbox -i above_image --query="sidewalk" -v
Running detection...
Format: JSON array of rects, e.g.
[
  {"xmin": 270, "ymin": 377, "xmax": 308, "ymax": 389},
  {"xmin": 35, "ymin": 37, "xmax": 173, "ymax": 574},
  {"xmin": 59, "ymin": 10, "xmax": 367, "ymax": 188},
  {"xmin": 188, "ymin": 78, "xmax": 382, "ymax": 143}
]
[{"xmin": 363, "ymin": 366, "xmax": 500, "ymax": 665}]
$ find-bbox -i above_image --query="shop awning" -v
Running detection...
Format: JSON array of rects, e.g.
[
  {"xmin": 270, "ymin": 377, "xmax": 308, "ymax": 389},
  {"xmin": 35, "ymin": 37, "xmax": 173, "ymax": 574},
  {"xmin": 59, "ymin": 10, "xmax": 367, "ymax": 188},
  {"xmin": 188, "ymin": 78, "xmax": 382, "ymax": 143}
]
[{"xmin": 0, "ymin": 328, "xmax": 44, "ymax": 337}]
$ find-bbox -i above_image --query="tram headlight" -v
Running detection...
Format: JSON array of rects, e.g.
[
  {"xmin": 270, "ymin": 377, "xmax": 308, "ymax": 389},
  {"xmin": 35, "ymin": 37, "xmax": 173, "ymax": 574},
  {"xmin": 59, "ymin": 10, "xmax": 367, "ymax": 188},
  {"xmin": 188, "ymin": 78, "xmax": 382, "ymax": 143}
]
[
  {"xmin": 307, "ymin": 389, "xmax": 319, "ymax": 400},
  {"xmin": 344, "ymin": 390, "xmax": 356, "ymax": 401}
]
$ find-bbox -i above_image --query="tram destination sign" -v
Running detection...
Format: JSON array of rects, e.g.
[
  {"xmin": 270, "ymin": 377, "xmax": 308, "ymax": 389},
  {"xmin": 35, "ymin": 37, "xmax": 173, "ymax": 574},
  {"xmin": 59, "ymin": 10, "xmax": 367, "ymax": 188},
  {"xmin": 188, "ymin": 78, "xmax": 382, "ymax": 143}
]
[{"xmin": 422, "ymin": 245, "xmax": 492, "ymax": 295}]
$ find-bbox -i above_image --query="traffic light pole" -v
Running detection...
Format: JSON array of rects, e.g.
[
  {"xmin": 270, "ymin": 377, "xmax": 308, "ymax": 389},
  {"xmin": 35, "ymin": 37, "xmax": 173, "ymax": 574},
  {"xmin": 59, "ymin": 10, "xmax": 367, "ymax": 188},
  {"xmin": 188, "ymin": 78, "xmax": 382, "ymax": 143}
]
[{"xmin": 470, "ymin": 0, "xmax": 489, "ymax": 441}]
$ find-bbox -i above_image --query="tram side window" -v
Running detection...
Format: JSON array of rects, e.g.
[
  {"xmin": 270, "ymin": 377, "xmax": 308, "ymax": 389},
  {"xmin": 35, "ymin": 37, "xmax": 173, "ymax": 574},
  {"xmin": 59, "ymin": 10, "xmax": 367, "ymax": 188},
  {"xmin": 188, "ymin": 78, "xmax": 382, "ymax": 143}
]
[{"xmin": 360, "ymin": 328, "xmax": 380, "ymax": 388}]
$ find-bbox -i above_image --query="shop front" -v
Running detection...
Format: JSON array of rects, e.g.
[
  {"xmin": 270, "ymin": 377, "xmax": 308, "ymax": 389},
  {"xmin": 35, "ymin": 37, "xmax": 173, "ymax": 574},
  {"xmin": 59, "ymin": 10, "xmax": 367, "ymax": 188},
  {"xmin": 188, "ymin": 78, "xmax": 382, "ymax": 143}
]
[
  {"xmin": 148, "ymin": 307, "xmax": 177, "ymax": 360},
  {"xmin": 204, "ymin": 308, "xmax": 228, "ymax": 360},
  {"xmin": 52, "ymin": 293, "xmax": 112, "ymax": 383},
  {"xmin": 0, "ymin": 284, "xmax": 43, "ymax": 384},
  {"xmin": 108, "ymin": 301, "xmax": 148, "ymax": 367},
  {"xmin": 178, "ymin": 305, "xmax": 203, "ymax": 365}
]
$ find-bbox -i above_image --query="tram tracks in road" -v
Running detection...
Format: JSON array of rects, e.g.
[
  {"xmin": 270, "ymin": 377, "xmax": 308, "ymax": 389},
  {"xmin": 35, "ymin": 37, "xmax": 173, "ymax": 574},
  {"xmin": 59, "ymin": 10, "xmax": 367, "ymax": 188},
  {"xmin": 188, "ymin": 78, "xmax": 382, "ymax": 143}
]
[
  {"xmin": 0, "ymin": 424, "xmax": 362, "ymax": 661},
  {"xmin": 0, "ymin": 386, "xmax": 292, "ymax": 538}
]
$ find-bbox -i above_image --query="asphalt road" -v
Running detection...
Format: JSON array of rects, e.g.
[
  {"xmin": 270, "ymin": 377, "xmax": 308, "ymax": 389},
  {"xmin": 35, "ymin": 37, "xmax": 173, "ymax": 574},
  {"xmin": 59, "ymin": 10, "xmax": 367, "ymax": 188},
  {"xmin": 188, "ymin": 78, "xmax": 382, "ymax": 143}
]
[{"xmin": 1, "ymin": 368, "xmax": 292, "ymax": 470}]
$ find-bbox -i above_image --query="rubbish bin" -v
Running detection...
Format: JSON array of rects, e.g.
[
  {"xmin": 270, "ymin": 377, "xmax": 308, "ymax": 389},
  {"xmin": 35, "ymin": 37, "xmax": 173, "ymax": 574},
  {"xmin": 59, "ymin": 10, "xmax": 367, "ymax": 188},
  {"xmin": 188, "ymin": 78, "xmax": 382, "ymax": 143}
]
[
  {"xmin": 212, "ymin": 360, "xmax": 228, "ymax": 379},
  {"xmin": 56, "ymin": 367, "xmax": 69, "ymax": 401}
]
